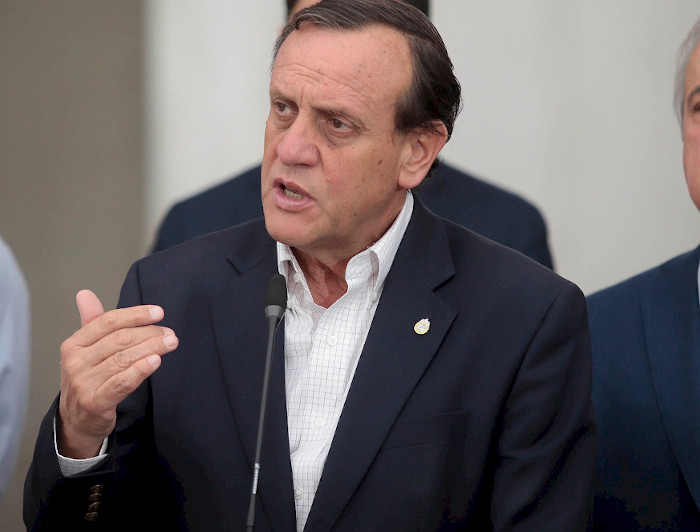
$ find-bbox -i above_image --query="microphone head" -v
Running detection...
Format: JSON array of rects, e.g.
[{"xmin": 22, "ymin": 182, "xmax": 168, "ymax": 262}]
[{"xmin": 265, "ymin": 273, "xmax": 287, "ymax": 311}]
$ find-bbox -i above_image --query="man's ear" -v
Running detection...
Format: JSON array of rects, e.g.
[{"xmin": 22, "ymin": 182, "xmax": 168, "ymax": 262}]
[{"xmin": 398, "ymin": 121, "xmax": 449, "ymax": 189}]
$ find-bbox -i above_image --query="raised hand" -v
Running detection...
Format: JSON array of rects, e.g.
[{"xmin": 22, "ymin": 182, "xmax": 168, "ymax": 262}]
[{"xmin": 57, "ymin": 289, "xmax": 178, "ymax": 458}]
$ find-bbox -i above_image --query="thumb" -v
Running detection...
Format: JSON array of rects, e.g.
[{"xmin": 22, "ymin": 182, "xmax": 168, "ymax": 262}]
[{"xmin": 75, "ymin": 289, "xmax": 106, "ymax": 327}]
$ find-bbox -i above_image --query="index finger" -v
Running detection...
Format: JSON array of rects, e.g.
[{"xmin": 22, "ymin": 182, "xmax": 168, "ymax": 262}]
[{"xmin": 71, "ymin": 303, "xmax": 165, "ymax": 349}]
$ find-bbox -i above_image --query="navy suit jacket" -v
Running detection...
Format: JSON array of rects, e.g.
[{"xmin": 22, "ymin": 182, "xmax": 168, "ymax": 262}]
[
  {"xmin": 26, "ymin": 200, "xmax": 591, "ymax": 531},
  {"xmin": 152, "ymin": 163, "xmax": 553, "ymax": 269},
  {"xmin": 588, "ymin": 246, "xmax": 700, "ymax": 530}
]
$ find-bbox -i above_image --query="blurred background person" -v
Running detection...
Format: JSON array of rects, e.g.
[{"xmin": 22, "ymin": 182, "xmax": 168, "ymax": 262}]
[
  {"xmin": 0, "ymin": 236, "xmax": 30, "ymax": 505},
  {"xmin": 589, "ymin": 16, "xmax": 700, "ymax": 531}
]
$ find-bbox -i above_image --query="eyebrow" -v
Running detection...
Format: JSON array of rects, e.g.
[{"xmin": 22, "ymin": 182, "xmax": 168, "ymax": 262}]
[
  {"xmin": 268, "ymin": 83, "xmax": 289, "ymax": 102},
  {"xmin": 269, "ymin": 81, "xmax": 367, "ymax": 130}
]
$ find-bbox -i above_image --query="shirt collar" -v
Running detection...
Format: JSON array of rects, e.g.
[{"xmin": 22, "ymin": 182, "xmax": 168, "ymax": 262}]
[{"xmin": 276, "ymin": 191, "xmax": 414, "ymax": 299}]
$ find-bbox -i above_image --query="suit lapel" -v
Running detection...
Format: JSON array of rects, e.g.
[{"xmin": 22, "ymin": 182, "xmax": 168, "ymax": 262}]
[
  {"xmin": 644, "ymin": 246, "xmax": 700, "ymax": 507},
  {"xmin": 208, "ymin": 229, "xmax": 296, "ymax": 531},
  {"xmin": 305, "ymin": 201, "xmax": 458, "ymax": 531}
]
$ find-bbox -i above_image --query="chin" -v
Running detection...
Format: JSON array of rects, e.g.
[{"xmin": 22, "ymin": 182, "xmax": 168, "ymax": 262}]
[{"xmin": 264, "ymin": 216, "xmax": 302, "ymax": 249}]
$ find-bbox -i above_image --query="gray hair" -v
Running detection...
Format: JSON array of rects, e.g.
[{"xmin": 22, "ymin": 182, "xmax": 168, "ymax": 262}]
[{"xmin": 674, "ymin": 17, "xmax": 700, "ymax": 126}]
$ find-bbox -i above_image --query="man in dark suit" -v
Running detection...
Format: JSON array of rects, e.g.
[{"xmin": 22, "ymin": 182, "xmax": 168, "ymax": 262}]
[
  {"xmin": 152, "ymin": 0, "xmax": 553, "ymax": 270},
  {"xmin": 25, "ymin": 1, "xmax": 593, "ymax": 529},
  {"xmin": 588, "ymin": 17, "xmax": 700, "ymax": 531}
]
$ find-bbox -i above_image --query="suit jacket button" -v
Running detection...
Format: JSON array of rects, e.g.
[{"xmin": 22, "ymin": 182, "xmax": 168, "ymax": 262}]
[
  {"xmin": 88, "ymin": 502, "xmax": 102, "ymax": 512},
  {"xmin": 89, "ymin": 492, "xmax": 102, "ymax": 502},
  {"xmin": 89, "ymin": 484, "xmax": 104, "ymax": 494},
  {"xmin": 85, "ymin": 511, "xmax": 100, "ymax": 522}
]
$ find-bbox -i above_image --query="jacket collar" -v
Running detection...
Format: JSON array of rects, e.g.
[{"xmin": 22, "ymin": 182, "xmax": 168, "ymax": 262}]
[
  {"xmin": 211, "ymin": 220, "xmax": 296, "ymax": 531},
  {"xmin": 305, "ymin": 198, "xmax": 458, "ymax": 530},
  {"xmin": 208, "ymin": 201, "xmax": 459, "ymax": 530}
]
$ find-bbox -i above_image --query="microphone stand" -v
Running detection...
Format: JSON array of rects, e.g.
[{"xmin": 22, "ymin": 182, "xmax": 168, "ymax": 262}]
[{"xmin": 245, "ymin": 275, "xmax": 286, "ymax": 531}]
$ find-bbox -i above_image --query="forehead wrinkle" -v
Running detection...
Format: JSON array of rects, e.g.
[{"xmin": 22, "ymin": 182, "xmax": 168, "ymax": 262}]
[
  {"xmin": 275, "ymin": 62, "xmax": 382, "ymax": 116},
  {"xmin": 271, "ymin": 29, "xmax": 410, "ymax": 128}
]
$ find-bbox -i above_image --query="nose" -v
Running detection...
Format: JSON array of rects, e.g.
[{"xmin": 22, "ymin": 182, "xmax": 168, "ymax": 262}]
[{"xmin": 275, "ymin": 116, "xmax": 320, "ymax": 167}]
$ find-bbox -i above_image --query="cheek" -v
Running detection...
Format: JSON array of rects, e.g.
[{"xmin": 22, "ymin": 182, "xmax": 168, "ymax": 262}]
[
  {"xmin": 262, "ymin": 122, "xmax": 280, "ymax": 171},
  {"xmin": 683, "ymin": 127, "xmax": 700, "ymax": 173},
  {"xmin": 353, "ymin": 141, "xmax": 400, "ymax": 183},
  {"xmin": 262, "ymin": 120, "xmax": 277, "ymax": 157},
  {"xmin": 322, "ymin": 139, "xmax": 401, "ymax": 206},
  {"xmin": 683, "ymin": 128, "xmax": 700, "ymax": 210}
]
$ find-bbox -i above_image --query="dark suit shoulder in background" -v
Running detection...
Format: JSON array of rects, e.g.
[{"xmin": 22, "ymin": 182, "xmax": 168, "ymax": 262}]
[{"xmin": 587, "ymin": 246, "xmax": 700, "ymax": 531}]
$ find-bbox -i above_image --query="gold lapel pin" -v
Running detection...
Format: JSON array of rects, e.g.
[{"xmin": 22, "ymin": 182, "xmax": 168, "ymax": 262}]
[{"xmin": 414, "ymin": 318, "xmax": 430, "ymax": 335}]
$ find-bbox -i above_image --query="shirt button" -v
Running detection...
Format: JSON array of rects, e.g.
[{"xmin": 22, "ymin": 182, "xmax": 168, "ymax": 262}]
[
  {"xmin": 314, "ymin": 418, "xmax": 326, "ymax": 428},
  {"xmin": 294, "ymin": 488, "xmax": 303, "ymax": 500},
  {"xmin": 327, "ymin": 334, "xmax": 337, "ymax": 346}
]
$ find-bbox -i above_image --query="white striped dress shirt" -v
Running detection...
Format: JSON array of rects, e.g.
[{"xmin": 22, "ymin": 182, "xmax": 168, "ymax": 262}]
[{"xmin": 278, "ymin": 191, "xmax": 413, "ymax": 531}]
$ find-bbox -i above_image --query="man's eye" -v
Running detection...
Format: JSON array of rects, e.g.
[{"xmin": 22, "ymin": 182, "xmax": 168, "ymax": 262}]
[
  {"xmin": 275, "ymin": 102, "xmax": 291, "ymax": 115},
  {"xmin": 330, "ymin": 118, "xmax": 350, "ymax": 130}
]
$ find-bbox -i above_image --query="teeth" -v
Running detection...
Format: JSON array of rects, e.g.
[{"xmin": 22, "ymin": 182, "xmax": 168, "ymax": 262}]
[{"xmin": 283, "ymin": 188, "xmax": 304, "ymax": 200}]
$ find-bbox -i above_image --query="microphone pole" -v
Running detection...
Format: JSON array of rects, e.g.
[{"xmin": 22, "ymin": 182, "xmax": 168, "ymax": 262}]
[{"xmin": 246, "ymin": 273, "xmax": 287, "ymax": 531}]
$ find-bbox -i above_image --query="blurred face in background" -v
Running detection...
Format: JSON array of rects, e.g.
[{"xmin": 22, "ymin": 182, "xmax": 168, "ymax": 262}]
[{"xmin": 683, "ymin": 42, "xmax": 700, "ymax": 211}]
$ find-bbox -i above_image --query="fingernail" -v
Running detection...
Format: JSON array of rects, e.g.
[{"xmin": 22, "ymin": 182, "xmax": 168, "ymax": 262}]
[
  {"xmin": 162, "ymin": 334, "xmax": 178, "ymax": 348},
  {"xmin": 148, "ymin": 355, "xmax": 161, "ymax": 368},
  {"xmin": 149, "ymin": 306, "xmax": 164, "ymax": 319}
]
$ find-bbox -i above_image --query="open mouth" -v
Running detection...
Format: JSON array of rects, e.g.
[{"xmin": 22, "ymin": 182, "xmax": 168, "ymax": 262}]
[{"xmin": 282, "ymin": 186, "xmax": 304, "ymax": 200}]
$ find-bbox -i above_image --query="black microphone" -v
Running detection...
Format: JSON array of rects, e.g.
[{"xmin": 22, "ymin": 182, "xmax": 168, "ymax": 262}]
[{"xmin": 246, "ymin": 273, "xmax": 287, "ymax": 531}]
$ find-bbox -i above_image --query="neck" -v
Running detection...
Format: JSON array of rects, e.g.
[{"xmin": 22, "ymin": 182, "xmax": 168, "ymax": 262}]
[
  {"xmin": 293, "ymin": 249, "xmax": 349, "ymax": 308},
  {"xmin": 289, "ymin": 192, "xmax": 409, "ymax": 307}
]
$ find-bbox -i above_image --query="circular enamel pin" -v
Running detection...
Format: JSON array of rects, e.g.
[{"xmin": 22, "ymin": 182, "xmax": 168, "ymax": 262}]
[{"xmin": 414, "ymin": 318, "xmax": 430, "ymax": 335}]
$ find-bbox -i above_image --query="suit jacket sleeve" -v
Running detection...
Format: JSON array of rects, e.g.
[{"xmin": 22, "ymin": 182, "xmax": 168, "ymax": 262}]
[{"xmin": 23, "ymin": 263, "xmax": 163, "ymax": 532}]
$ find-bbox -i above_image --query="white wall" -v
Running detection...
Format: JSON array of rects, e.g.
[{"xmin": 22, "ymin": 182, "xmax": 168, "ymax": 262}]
[
  {"xmin": 144, "ymin": 1, "xmax": 700, "ymax": 294},
  {"xmin": 144, "ymin": 0, "xmax": 283, "ymax": 243}
]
